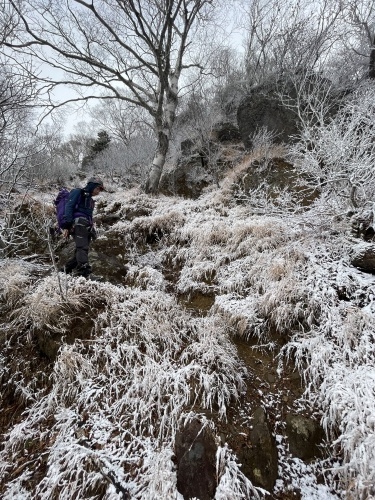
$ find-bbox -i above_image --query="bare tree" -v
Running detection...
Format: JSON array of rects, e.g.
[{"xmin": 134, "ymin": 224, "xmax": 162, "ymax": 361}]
[
  {"xmin": 0, "ymin": 29, "xmax": 39, "ymax": 194},
  {"xmin": 4, "ymin": 0, "xmax": 221, "ymax": 193},
  {"xmin": 341, "ymin": 0, "xmax": 375, "ymax": 80},
  {"xmin": 91, "ymin": 133, "xmax": 155, "ymax": 185},
  {"xmin": 242, "ymin": 0, "xmax": 345, "ymax": 86},
  {"xmin": 58, "ymin": 133, "xmax": 94, "ymax": 170},
  {"xmin": 0, "ymin": 18, "xmax": 46, "ymax": 255},
  {"xmin": 89, "ymin": 96, "xmax": 153, "ymax": 147}
]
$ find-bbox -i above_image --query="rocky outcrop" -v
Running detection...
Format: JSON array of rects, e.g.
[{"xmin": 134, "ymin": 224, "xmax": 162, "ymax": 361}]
[
  {"xmin": 237, "ymin": 82, "xmax": 300, "ymax": 149},
  {"xmin": 350, "ymin": 210, "xmax": 375, "ymax": 272},
  {"xmin": 212, "ymin": 122, "xmax": 241, "ymax": 143},
  {"xmin": 237, "ymin": 77, "xmax": 340, "ymax": 151},
  {"xmin": 175, "ymin": 417, "xmax": 217, "ymax": 500},
  {"xmin": 55, "ymin": 235, "xmax": 128, "ymax": 285},
  {"xmin": 233, "ymin": 157, "xmax": 318, "ymax": 207},
  {"xmin": 351, "ymin": 210, "xmax": 375, "ymax": 241}
]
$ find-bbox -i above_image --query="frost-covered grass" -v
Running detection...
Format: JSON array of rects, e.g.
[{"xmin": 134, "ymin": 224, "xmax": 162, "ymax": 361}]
[
  {"xmin": 93, "ymin": 184, "xmax": 375, "ymax": 498},
  {"xmin": 0, "ymin": 260, "xmax": 32, "ymax": 308},
  {"xmin": 1, "ymin": 175, "xmax": 375, "ymax": 498},
  {"xmin": 0, "ymin": 277, "xmax": 250, "ymax": 498}
]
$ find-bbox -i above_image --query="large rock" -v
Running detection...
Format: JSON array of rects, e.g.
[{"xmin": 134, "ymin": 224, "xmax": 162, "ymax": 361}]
[
  {"xmin": 351, "ymin": 210, "xmax": 375, "ymax": 241},
  {"xmin": 239, "ymin": 407, "xmax": 278, "ymax": 491},
  {"xmin": 237, "ymin": 76, "xmax": 339, "ymax": 150},
  {"xmin": 351, "ymin": 242, "xmax": 375, "ymax": 272},
  {"xmin": 212, "ymin": 122, "xmax": 241, "ymax": 143},
  {"xmin": 55, "ymin": 238, "xmax": 128, "ymax": 285},
  {"xmin": 175, "ymin": 417, "xmax": 217, "ymax": 500},
  {"xmin": 237, "ymin": 82, "xmax": 300, "ymax": 149},
  {"xmin": 285, "ymin": 413, "xmax": 324, "ymax": 461}
]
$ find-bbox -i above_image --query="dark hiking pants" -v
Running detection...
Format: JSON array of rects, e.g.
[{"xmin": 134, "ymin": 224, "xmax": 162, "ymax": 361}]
[{"xmin": 64, "ymin": 217, "xmax": 92, "ymax": 275}]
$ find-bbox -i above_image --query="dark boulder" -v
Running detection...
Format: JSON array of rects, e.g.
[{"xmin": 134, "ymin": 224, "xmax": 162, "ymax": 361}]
[
  {"xmin": 237, "ymin": 83, "xmax": 299, "ymax": 149},
  {"xmin": 239, "ymin": 406, "xmax": 278, "ymax": 491},
  {"xmin": 237, "ymin": 76, "xmax": 339, "ymax": 150},
  {"xmin": 285, "ymin": 413, "xmax": 324, "ymax": 461},
  {"xmin": 351, "ymin": 210, "xmax": 375, "ymax": 241},
  {"xmin": 175, "ymin": 417, "xmax": 217, "ymax": 500},
  {"xmin": 351, "ymin": 243, "xmax": 375, "ymax": 272},
  {"xmin": 212, "ymin": 122, "xmax": 242, "ymax": 143}
]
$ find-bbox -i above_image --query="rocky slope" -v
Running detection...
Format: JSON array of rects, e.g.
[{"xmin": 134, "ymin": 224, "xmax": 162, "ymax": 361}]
[{"xmin": 1, "ymin": 155, "xmax": 374, "ymax": 499}]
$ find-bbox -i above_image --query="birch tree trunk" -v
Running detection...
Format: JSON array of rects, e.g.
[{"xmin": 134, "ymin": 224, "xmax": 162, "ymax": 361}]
[
  {"xmin": 145, "ymin": 128, "xmax": 170, "ymax": 193},
  {"xmin": 145, "ymin": 71, "xmax": 179, "ymax": 193}
]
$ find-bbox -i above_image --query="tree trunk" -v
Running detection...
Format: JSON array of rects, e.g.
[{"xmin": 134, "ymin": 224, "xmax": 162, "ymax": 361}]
[
  {"xmin": 369, "ymin": 35, "xmax": 375, "ymax": 79},
  {"xmin": 144, "ymin": 74, "xmax": 179, "ymax": 193},
  {"xmin": 144, "ymin": 127, "xmax": 170, "ymax": 193}
]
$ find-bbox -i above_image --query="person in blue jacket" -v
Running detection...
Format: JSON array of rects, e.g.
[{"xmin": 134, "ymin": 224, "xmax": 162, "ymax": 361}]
[{"xmin": 60, "ymin": 177, "xmax": 105, "ymax": 278}]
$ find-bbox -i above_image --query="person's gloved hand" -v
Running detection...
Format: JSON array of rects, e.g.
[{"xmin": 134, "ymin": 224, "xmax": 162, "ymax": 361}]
[{"xmin": 90, "ymin": 227, "xmax": 98, "ymax": 240}]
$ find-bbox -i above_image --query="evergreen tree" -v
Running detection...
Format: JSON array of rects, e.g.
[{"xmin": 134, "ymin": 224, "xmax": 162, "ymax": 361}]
[
  {"xmin": 82, "ymin": 130, "xmax": 111, "ymax": 170},
  {"xmin": 91, "ymin": 130, "xmax": 111, "ymax": 154}
]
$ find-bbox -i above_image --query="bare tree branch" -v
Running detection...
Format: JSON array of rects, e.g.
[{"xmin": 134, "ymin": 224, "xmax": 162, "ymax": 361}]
[{"xmin": 3, "ymin": 0, "xmax": 219, "ymax": 192}]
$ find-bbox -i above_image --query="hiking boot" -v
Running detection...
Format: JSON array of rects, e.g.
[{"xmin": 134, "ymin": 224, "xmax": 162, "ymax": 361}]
[
  {"xmin": 76, "ymin": 264, "xmax": 92, "ymax": 278},
  {"xmin": 59, "ymin": 266, "xmax": 74, "ymax": 274},
  {"xmin": 88, "ymin": 274, "xmax": 104, "ymax": 282}
]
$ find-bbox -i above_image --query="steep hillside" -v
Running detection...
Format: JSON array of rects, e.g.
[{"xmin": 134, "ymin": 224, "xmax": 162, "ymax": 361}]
[{"xmin": 1, "ymin": 160, "xmax": 374, "ymax": 499}]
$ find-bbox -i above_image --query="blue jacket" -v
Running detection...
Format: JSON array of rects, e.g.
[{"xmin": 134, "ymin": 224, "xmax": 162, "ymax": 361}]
[{"xmin": 62, "ymin": 182, "xmax": 98, "ymax": 229}]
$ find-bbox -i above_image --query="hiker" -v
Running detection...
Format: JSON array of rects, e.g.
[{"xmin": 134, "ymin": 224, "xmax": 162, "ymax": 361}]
[{"xmin": 60, "ymin": 177, "xmax": 105, "ymax": 278}]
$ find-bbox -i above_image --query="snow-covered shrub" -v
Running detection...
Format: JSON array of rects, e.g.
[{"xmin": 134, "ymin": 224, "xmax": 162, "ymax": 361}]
[
  {"xmin": 91, "ymin": 139, "xmax": 154, "ymax": 187},
  {"xmin": 288, "ymin": 80, "xmax": 375, "ymax": 211},
  {"xmin": 284, "ymin": 282, "xmax": 375, "ymax": 499},
  {"xmin": 249, "ymin": 126, "xmax": 279, "ymax": 158}
]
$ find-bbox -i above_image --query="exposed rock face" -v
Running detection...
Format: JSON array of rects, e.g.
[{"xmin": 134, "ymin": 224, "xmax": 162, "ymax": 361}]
[
  {"xmin": 239, "ymin": 406, "xmax": 278, "ymax": 491},
  {"xmin": 55, "ymin": 233, "xmax": 128, "ymax": 285},
  {"xmin": 285, "ymin": 413, "xmax": 324, "ymax": 461},
  {"xmin": 89, "ymin": 246, "xmax": 128, "ymax": 284},
  {"xmin": 159, "ymin": 127, "xmax": 243, "ymax": 199},
  {"xmin": 159, "ymin": 161, "xmax": 212, "ymax": 199},
  {"xmin": 234, "ymin": 157, "xmax": 318, "ymax": 207},
  {"xmin": 237, "ymin": 77, "xmax": 340, "ymax": 151},
  {"xmin": 350, "ymin": 211, "xmax": 375, "ymax": 271},
  {"xmin": 237, "ymin": 83, "xmax": 299, "ymax": 149},
  {"xmin": 175, "ymin": 417, "xmax": 217, "ymax": 500},
  {"xmin": 212, "ymin": 122, "xmax": 241, "ymax": 143}
]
